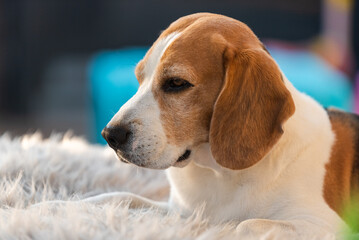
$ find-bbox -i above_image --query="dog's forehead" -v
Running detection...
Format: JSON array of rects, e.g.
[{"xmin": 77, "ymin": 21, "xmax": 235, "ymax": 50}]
[
  {"xmin": 138, "ymin": 33, "xmax": 216, "ymax": 85},
  {"xmin": 134, "ymin": 32, "xmax": 187, "ymax": 88},
  {"xmin": 137, "ymin": 17, "xmax": 221, "ymax": 82},
  {"xmin": 142, "ymin": 32, "xmax": 182, "ymax": 81}
]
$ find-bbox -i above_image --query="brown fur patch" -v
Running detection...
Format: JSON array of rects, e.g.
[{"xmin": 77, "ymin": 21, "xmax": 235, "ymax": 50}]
[
  {"xmin": 209, "ymin": 48, "xmax": 295, "ymax": 170},
  {"xmin": 152, "ymin": 28, "xmax": 225, "ymax": 146},
  {"xmin": 324, "ymin": 109, "xmax": 359, "ymax": 216}
]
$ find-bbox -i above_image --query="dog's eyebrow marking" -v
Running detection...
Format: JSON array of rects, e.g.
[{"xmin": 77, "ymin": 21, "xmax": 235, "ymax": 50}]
[{"xmin": 143, "ymin": 32, "xmax": 182, "ymax": 82}]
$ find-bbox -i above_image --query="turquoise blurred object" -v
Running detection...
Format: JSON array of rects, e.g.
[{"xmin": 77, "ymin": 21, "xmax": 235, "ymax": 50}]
[
  {"xmin": 88, "ymin": 47, "xmax": 148, "ymax": 143},
  {"xmin": 89, "ymin": 47, "xmax": 353, "ymax": 143}
]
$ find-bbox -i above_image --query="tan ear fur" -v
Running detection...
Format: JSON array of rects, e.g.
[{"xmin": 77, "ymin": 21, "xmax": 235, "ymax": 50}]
[{"xmin": 209, "ymin": 48, "xmax": 295, "ymax": 170}]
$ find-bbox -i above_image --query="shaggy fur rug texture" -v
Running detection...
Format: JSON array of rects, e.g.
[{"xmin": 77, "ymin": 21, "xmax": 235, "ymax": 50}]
[{"xmin": 0, "ymin": 133, "xmax": 238, "ymax": 240}]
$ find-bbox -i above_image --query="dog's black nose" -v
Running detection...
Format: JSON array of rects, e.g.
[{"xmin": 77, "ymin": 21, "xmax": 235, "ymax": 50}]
[{"xmin": 101, "ymin": 126, "xmax": 131, "ymax": 150}]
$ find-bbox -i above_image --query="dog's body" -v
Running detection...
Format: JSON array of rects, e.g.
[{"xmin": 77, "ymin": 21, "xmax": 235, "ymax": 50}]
[{"xmin": 38, "ymin": 13, "xmax": 359, "ymax": 238}]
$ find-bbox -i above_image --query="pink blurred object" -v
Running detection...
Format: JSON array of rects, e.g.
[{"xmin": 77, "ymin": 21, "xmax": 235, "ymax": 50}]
[{"xmin": 356, "ymin": 73, "xmax": 359, "ymax": 113}]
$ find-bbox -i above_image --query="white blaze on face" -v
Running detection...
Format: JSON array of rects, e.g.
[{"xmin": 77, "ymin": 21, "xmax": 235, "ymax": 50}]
[
  {"xmin": 107, "ymin": 32, "xmax": 184, "ymax": 169},
  {"xmin": 143, "ymin": 32, "xmax": 182, "ymax": 80}
]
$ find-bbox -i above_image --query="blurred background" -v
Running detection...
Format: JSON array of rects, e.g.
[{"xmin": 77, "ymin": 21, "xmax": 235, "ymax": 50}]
[{"xmin": 0, "ymin": 0, "xmax": 358, "ymax": 144}]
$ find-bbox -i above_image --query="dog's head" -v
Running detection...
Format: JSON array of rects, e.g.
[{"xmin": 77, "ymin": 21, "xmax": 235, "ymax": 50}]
[{"xmin": 102, "ymin": 13, "xmax": 295, "ymax": 170}]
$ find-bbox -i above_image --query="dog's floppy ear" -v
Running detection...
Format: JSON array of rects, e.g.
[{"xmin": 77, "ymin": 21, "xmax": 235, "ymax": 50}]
[{"xmin": 209, "ymin": 47, "xmax": 295, "ymax": 170}]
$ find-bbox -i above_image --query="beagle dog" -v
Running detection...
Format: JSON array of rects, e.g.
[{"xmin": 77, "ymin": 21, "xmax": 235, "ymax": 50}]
[{"xmin": 57, "ymin": 13, "xmax": 359, "ymax": 238}]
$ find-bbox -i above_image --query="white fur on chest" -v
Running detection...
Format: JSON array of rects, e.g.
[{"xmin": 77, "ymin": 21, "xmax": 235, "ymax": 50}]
[{"xmin": 166, "ymin": 78, "xmax": 343, "ymax": 231}]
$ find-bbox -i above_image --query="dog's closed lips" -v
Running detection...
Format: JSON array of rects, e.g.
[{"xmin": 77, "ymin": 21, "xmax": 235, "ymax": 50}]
[{"xmin": 177, "ymin": 150, "xmax": 191, "ymax": 162}]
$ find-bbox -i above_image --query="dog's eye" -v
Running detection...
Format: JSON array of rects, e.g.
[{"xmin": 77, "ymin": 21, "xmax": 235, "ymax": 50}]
[{"xmin": 162, "ymin": 78, "xmax": 194, "ymax": 93}]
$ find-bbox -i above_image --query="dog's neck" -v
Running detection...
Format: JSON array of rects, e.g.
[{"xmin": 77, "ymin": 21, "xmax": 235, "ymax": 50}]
[{"xmin": 166, "ymin": 75, "xmax": 335, "ymax": 222}]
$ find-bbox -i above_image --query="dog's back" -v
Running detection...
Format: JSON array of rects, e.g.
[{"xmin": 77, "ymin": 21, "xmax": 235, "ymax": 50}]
[{"xmin": 324, "ymin": 108, "xmax": 359, "ymax": 216}]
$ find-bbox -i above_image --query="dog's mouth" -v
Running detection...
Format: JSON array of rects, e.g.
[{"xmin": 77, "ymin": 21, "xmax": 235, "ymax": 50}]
[
  {"xmin": 117, "ymin": 154, "xmax": 130, "ymax": 164},
  {"xmin": 176, "ymin": 150, "xmax": 191, "ymax": 162}
]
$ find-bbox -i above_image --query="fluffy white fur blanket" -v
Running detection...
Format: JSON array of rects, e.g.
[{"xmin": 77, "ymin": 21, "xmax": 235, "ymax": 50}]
[{"xmin": 0, "ymin": 133, "xmax": 238, "ymax": 240}]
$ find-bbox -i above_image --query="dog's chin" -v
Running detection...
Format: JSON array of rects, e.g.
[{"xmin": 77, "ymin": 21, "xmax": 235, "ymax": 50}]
[{"xmin": 115, "ymin": 149, "xmax": 192, "ymax": 169}]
